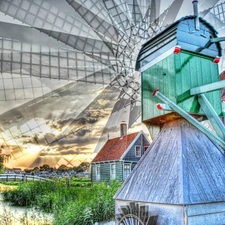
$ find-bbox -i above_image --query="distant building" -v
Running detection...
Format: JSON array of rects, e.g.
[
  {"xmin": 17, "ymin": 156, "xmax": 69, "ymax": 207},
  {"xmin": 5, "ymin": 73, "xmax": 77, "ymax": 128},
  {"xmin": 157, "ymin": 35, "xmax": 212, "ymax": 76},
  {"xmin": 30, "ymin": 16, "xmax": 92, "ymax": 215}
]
[
  {"xmin": 4, "ymin": 168, "xmax": 22, "ymax": 174},
  {"xmin": 91, "ymin": 125, "xmax": 151, "ymax": 182}
]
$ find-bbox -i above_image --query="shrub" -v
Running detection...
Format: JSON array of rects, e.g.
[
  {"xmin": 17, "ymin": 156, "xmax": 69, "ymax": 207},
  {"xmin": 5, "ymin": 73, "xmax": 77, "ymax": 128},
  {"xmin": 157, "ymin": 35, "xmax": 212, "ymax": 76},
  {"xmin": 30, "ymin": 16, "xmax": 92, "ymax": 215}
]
[{"xmin": 2, "ymin": 181, "xmax": 58, "ymax": 207}]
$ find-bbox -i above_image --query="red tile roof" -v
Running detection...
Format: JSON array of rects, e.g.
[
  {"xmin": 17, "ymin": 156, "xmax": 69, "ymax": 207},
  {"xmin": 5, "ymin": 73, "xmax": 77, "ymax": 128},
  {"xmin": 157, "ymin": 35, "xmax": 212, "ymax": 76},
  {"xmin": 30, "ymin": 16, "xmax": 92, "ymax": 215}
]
[{"xmin": 92, "ymin": 132, "xmax": 139, "ymax": 162}]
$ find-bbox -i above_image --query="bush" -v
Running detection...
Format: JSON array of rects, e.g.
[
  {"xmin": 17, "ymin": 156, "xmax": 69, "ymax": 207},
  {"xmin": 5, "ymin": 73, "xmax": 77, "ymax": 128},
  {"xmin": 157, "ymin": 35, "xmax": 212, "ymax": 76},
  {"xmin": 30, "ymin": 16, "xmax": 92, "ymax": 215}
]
[
  {"xmin": 2, "ymin": 181, "xmax": 58, "ymax": 207},
  {"xmin": 2, "ymin": 180, "xmax": 79, "ymax": 212}
]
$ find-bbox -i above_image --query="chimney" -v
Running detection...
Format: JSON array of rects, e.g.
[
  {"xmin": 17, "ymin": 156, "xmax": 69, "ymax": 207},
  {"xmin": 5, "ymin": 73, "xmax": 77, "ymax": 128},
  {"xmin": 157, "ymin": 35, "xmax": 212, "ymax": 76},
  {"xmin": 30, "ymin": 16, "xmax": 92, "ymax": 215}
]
[
  {"xmin": 192, "ymin": 0, "xmax": 200, "ymax": 30},
  {"xmin": 120, "ymin": 121, "xmax": 127, "ymax": 138}
]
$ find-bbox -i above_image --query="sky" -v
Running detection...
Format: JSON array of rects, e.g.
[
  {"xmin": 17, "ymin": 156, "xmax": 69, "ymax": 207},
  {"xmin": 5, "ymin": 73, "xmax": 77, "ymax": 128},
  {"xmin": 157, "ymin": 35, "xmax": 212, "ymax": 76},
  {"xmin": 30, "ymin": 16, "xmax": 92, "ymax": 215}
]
[{"xmin": 0, "ymin": 0, "xmax": 224, "ymax": 169}]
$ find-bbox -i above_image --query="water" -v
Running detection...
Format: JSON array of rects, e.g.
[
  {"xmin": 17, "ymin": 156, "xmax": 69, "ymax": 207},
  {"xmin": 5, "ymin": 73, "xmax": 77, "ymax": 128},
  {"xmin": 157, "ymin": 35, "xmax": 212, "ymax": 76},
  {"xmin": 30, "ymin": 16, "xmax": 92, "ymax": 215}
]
[
  {"xmin": 0, "ymin": 194, "xmax": 53, "ymax": 225},
  {"xmin": 0, "ymin": 197, "xmax": 115, "ymax": 225}
]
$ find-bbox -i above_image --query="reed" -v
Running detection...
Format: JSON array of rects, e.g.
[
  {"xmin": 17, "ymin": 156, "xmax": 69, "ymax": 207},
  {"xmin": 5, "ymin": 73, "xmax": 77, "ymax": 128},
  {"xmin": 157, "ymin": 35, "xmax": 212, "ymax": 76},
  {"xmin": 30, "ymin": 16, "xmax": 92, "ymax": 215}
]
[
  {"xmin": 0, "ymin": 207, "xmax": 53, "ymax": 225},
  {"xmin": 0, "ymin": 179, "xmax": 121, "ymax": 225}
]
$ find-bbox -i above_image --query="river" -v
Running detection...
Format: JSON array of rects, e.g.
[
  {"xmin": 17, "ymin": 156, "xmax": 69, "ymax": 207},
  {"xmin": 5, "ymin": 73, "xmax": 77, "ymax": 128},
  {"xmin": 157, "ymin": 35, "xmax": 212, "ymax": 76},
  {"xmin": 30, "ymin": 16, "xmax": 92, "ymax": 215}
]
[{"xmin": 0, "ymin": 194, "xmax": 53, "ymax": 225}]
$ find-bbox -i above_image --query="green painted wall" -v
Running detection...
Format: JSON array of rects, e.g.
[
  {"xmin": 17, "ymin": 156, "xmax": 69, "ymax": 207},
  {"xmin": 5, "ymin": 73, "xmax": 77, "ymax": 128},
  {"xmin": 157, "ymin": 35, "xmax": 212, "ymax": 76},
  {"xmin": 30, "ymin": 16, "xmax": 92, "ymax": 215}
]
[
  {"xmin": 91, "ymin": 161, "xmax": 133, "ymax": 182},
  {"xmin": 91, "ymin": 161, "xmax": 123, "ymax": 183},
  {"xmin": 142, "ymin": 51, "xmax": 222, "ymax": 123},
  {"xmin": 100, "ymin": 163, "xmax": 110, "ymax": 182},
  {"xmin": 116, "ymin": 161, "xmax": 123, "ymax": 181}
]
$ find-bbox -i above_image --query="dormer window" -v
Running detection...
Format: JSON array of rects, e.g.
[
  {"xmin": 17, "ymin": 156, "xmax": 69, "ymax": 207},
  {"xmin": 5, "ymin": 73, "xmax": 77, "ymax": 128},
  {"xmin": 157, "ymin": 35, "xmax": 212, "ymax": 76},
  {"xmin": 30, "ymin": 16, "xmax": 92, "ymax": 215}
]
[
  {"xmin": 135, "ymin": 146, "xmax": 141, "ymax": 157},
  {"xmin": 144, "ymin": 146, "xmax": 149, "ymax": 153}
]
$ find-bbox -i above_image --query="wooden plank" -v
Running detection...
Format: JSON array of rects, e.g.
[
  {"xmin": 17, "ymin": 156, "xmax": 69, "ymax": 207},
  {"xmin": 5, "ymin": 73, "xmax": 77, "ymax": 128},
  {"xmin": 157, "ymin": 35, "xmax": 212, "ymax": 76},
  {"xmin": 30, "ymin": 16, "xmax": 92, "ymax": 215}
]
[
  {"xmin": 115, "ymin": 119, "xmax": 225, "ymax": 204},
  {"xmin": 190, "ymin": 80, "xmax": 225, "ymax": 95}
]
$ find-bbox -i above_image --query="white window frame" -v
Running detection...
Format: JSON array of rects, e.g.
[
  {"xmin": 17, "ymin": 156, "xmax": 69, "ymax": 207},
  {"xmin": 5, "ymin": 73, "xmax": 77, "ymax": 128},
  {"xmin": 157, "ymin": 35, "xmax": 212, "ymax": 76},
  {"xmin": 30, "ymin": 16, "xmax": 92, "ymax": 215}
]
[
  {"xmin": 123, "ymin": 163, "xmax": 131, "ymax": 180},
  {"xmin": 110, "ymin": 163, "xmax": 116, "ymax": 180},
  {"xmin": 96, "ymin": 164, "xmax": 100, "ymax": 180},
  {"xmin": 135, "ymin": 145, "xmax": 141, "ymax": 157}
]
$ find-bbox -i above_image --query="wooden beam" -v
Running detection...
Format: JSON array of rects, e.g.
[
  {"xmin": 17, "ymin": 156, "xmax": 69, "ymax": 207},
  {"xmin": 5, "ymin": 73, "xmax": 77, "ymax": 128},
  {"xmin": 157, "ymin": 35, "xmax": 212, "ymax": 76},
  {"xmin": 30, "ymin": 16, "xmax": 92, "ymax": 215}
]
[
  {"xmin": 190, "ymin": 80, "xmax": 225, "ymax": 95},
  {"xmin": 210, "ymin": 37, "xmax": 225, "ymax": 43}
]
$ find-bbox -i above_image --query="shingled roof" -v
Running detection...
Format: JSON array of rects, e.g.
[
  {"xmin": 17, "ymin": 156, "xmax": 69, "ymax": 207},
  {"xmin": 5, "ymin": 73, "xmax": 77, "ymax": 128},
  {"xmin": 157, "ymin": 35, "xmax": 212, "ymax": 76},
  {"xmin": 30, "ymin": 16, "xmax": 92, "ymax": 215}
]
[
  {"xmin": 92, "ymin": 132, "xmax": 139, "ymax": 162},
  {"xmin": 115, "ymin": 119, "xmax": 225, "ymax": 204}
]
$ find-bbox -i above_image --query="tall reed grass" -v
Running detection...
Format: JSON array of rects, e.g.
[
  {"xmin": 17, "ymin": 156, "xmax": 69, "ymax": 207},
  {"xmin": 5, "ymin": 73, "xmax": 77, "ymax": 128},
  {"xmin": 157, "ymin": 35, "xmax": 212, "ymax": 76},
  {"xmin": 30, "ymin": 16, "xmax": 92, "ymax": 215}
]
[{"xmin": 1, "ymin": 179, "xmax": 121, "ymax": 225}]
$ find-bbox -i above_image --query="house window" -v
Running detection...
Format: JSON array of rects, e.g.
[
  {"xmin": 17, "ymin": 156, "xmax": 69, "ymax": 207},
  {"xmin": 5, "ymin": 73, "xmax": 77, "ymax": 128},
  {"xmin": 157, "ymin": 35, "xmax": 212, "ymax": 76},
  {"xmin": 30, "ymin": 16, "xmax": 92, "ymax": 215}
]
[
  {"xmin": 124, "ymin": 163, "xmax": 131, "ymax": 180},
  {"xmin": 144, "ymin": 146, "xmax": 149, "ymax": 153},
  {"xmin": 96, "ymin": 165, "xmax": 100, "ymax": 180},
  {"xmin": 135, "ymin": 145, "xmax": 141, "ymax": 157},
  {"xmin": 110, "ymin": 163, "xmax": 116, "ymax": 180}
]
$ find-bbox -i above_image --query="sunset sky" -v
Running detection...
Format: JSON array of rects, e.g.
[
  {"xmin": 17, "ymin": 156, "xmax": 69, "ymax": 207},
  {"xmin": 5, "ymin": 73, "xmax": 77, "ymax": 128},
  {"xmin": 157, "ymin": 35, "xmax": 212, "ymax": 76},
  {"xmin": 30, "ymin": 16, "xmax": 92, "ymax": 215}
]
[{"xmin": 0, "ymin": 0, "xmax": 224, "ymax": 169}]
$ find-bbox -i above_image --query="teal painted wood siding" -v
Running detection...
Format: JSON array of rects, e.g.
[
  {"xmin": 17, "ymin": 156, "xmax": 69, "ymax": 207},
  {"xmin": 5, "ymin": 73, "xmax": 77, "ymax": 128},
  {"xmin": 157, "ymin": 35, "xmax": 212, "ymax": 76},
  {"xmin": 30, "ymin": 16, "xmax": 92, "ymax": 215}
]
[
  {"xmin": 91, "ymin": 161, "xmax": 140, "ymax": 182},
  {"xmin": 142, "ymin": 54, "xmax": 176, "ymax": 122},
  {"xmin": 115, "ymin": 161, "xmax": 123, "ymax": 181},
  {"xmin": 142, "ymin": 51, "xmax": 222, "ymax": 123},
  {"xmin": 91, "ymin": 161, "xmax": 123, "ymax": 182},
  {"xmin": 175, "ymin": 51, "xmax": 221, "ymax": 115}
]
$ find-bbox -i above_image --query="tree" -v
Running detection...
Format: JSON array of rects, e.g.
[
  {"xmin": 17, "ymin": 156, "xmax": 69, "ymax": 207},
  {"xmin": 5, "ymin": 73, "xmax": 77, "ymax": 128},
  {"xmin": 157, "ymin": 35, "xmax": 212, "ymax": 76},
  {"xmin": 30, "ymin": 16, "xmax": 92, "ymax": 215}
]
[
  {"xmin": 0, "ymin": 149, "xmax": 10, "ymax": 174},
  {"xmin": 32, "ymin": 166, "xmax": 39, "ymax": 171},
  {"xmin": 40, "ymin": 164, "xmax": 51, "ymax": 171},
  {"xmin": 75, "ymin": 162, "xmax": 90, "ymax": 172},
  {"xmin": 0, "ymin": 155, "xmax": 4, "ymax": 174},
  {"xmin": 57, "ymin": 164, "xmax": 68, "ymax": 172}
]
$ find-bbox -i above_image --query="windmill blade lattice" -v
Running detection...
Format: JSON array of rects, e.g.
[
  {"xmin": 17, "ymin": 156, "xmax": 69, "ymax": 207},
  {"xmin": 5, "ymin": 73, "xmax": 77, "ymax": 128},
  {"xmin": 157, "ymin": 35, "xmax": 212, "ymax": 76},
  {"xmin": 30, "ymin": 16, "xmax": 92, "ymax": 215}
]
[{"xmin": 0, "ymin": 0, "xmax": 225, "ymax": 168}]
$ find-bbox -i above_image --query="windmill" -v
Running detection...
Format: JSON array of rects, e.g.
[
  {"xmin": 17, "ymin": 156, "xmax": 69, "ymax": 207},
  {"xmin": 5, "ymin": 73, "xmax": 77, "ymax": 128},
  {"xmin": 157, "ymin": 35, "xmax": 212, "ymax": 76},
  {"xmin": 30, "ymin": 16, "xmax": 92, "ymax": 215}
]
[{"xmin": 115, "ymin": 1, "xmax": 225, "ymax": 224}]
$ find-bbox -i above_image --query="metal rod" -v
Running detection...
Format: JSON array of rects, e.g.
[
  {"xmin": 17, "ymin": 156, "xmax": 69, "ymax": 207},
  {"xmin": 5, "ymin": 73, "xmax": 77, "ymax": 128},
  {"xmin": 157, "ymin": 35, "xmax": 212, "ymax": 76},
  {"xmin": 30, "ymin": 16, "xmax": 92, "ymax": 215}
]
[
  {"xmin": 210, "ymin": 37, "xmax": 225, "ymax": 43},
  {"xmin": 198, "ymin": 93, "xmax": 225, "ymax": 140},
  {"xmin": 192, "ymin": 0, "xmax": 200, "ymax": 30}
]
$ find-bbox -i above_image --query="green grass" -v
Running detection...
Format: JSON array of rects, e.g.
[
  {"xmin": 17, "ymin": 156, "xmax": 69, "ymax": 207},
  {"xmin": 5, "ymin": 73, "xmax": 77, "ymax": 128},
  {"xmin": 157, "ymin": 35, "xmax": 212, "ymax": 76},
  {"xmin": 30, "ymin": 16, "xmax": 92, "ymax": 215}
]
[
  {"xmin": 53, "ymin": 181, "xmax": 121, "ymax": 225},
  {"xmin": 1, "ymin": 179, "xmax": 122, "ymax": 225},
  {"xmin": 0, "ymin": 181, "xmax": 21, "ymax": 186}
]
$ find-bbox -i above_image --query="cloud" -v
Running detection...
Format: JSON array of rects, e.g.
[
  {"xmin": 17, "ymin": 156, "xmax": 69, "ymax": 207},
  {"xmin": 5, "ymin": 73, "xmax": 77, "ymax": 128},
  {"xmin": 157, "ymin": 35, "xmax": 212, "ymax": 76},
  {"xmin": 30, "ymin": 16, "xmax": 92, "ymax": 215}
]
[
  {"xmin": 39, "ymin": 144, "xmax": 92, "ymax": 156},
  {"xmin": 57, "ymin": 134, "xmax": 98, "ymax": 145},
  {"xmin": 47, "ymin": 118, "xmax": 74, "ymax": 130},
  {"xmin": 39, "ymin": 149, "xmax": 76, "ymax": 156}
]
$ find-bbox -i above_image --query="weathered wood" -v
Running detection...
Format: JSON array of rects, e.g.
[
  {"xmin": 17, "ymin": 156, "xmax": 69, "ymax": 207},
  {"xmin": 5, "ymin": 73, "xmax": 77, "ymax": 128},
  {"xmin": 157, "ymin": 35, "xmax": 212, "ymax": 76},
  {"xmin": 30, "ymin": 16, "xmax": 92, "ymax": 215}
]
[
  {"xmin": 115, "ymin": 119, "xmax": 225, "ymax": 204},
  {"xmin": 115, "ymin": 119, "xmax": 225, "ymax": 224}
]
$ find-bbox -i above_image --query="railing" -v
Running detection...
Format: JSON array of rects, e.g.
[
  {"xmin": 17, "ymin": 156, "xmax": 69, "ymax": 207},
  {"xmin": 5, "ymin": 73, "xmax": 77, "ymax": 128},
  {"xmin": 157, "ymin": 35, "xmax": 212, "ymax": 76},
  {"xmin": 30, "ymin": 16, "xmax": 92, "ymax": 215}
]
[{"xmin": 0, "ymin": 174, "xmax": 52, "ymax": 182}]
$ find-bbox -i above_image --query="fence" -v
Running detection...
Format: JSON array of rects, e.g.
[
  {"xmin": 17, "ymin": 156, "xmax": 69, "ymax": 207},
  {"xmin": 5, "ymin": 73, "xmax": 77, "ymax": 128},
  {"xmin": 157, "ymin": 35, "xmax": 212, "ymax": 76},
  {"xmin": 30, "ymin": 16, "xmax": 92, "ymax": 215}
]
[{"xmin": 0, "ymin": 174, "xmax": 52, "ymax": 182}]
